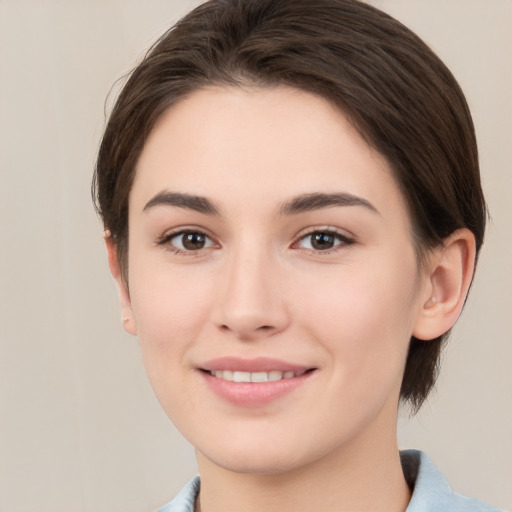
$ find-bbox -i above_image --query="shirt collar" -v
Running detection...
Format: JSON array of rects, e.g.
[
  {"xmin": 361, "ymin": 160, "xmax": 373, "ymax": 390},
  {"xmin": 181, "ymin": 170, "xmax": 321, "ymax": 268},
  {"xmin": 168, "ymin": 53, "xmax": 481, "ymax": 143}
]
[{"xmin": 159, "ymin": 450, "xmax": 500, "ymax": 512}]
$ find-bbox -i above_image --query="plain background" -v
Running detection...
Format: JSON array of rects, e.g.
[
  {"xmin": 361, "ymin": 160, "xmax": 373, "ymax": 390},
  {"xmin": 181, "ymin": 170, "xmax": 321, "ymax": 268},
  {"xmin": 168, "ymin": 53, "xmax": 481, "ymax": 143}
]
[{"xmin": 0, "ymin": 1, "xmax": 510, "ymax": 511}]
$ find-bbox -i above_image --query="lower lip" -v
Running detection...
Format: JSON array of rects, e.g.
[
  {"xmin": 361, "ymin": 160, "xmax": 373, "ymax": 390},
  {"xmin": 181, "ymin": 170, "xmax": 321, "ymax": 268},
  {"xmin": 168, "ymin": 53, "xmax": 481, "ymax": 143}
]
[{"xmin": 200, "ymin": 371, "xmax": 314, "ymax": 407}]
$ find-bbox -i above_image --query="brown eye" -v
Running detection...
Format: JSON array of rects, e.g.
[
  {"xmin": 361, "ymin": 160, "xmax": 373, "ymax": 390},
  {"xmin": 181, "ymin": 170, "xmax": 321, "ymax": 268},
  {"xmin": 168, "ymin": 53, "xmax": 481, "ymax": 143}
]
[
  {"xmin": 168, "ymin": 231, "xmax": 215, "ymax": 251},
  {"xmin": 311, "ymin": 232, "xmax": 337, "ymax": 250},
  {"xmin": 182, "ymin": 232, "xmax": 207, "ymax": 250},
  {"xmin": 296, "ymin": 230, "xmax": 353, "ymax": 252}
]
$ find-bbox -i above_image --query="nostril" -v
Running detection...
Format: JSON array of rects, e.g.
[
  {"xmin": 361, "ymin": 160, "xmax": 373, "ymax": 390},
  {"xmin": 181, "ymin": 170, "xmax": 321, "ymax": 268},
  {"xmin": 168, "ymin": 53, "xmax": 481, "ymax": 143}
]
[{"xmin": 217, "ymin": 323, "xmax": 274, "ymax": 332}]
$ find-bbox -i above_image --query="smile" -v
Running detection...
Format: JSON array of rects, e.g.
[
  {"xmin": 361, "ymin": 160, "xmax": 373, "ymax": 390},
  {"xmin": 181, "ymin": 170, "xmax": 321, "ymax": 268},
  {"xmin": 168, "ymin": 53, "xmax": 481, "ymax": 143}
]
[
  {"xmin": 207, "ymin": 369, "xmax": 309, "ymax": 382},
  {"xmin": 199, "ymin": 357, "xmax": 316, "ymax": 407}
]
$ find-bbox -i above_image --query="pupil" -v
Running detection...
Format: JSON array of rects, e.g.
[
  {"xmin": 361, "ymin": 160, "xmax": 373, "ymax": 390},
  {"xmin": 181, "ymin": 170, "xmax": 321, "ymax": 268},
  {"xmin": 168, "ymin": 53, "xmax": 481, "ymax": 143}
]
[
  {"xmin": 312, "ymin": 233, "xmax": 334, "ymax": 250},
  {"xmin": 183, "ymin": 232, "xmax": 205, "ymax": 250}
]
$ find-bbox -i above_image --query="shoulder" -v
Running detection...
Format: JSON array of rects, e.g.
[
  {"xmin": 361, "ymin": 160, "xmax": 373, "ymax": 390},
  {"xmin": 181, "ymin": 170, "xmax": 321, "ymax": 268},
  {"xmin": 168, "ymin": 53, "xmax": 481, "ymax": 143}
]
[
  {"xmin": 157, "ymin": 476, "xmax": 200, "ymax": 512},
  {"xmin": 402, "ymin": 450, "xmax": 503, "ymax": 512}
]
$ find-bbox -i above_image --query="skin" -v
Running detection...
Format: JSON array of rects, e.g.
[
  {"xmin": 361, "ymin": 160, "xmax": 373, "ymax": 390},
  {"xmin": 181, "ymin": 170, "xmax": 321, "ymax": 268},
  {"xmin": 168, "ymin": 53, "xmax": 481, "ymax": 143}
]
[{"xmin": 107, "ymin": 86, "xmax": 475, "ymax": 512}]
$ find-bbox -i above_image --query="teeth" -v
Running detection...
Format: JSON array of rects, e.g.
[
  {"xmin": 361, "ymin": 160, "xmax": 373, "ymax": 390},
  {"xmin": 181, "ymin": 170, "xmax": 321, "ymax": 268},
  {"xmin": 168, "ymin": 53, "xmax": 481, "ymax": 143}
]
[
  {"xmin": 251, "ymin": 372, "xmax": 269, "ymax": 382},
  {"xmin": 233, "ymin": 371, "xmax": 251, "ymax": 383},
  {"xmin": 208, "ymin": 369, "xmax": 307, "ymax": 382},
  {"xmin": 268, "ymin": 370, "xmax": 283, "ymax": 381}
]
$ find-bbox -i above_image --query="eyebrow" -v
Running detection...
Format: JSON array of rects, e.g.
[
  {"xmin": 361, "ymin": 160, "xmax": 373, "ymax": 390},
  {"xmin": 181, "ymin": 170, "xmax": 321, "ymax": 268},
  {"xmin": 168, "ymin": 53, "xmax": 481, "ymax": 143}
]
[
  {"xmin": 143, "ymin": 191, "xmax": 220, "ymax": 215},
  {"xmin": 142, "ymin": 190, "xmax": 378, "ymax": 217},
  {"xmin": 279, "ymin": 192, "xmax": 379, "ymax": 216}
]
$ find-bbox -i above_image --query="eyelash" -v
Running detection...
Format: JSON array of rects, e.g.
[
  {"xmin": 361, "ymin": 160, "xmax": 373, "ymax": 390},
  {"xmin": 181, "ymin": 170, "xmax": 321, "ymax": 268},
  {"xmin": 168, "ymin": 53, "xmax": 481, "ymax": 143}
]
[
  {"xmin": 157, "ymin": 227, "xmax": 354, "ymax": 256},
  {"xmin": 157, "ymin": 229, "xmax": 217, "ymax": 256},
  {"xmin": 293, "ymin": 228, "xmax": 355, "ymax": 254}
]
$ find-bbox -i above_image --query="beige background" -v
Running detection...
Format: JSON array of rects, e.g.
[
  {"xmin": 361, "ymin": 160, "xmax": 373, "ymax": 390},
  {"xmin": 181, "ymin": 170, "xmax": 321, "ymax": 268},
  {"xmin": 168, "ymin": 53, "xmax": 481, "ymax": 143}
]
[{"xmin": 0, "ymin": 1, "xmax": 510, "ymax": 511}]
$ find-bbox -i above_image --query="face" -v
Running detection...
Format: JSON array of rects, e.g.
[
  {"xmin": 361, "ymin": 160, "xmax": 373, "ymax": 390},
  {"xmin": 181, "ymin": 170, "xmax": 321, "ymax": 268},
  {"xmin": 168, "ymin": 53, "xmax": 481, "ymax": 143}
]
[{"xmin": 119, "ymin": 86, "xmax": 432, "ymax": 475}]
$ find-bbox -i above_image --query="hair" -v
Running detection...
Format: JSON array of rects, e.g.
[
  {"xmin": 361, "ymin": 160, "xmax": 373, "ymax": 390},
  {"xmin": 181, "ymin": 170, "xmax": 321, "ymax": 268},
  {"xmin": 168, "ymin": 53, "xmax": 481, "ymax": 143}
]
[{"xmin": 92, "ymin": 0, "xmax": 486, "ymax": 412}]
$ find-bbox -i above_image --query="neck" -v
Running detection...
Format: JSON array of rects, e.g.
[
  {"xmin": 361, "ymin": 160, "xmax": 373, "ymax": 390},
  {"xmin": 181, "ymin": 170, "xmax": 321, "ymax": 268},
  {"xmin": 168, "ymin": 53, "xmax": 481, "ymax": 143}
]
[{"xmin": 195, "ymin": 421, "xmax": 411, "ymax": 512}]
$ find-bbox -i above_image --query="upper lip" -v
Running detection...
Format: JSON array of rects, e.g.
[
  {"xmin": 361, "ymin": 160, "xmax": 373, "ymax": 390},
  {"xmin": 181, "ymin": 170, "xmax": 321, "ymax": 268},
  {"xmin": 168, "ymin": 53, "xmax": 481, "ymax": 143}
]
[{"xmin": 199, "ymin": 356, "xmax": 313, "ymax": 373}]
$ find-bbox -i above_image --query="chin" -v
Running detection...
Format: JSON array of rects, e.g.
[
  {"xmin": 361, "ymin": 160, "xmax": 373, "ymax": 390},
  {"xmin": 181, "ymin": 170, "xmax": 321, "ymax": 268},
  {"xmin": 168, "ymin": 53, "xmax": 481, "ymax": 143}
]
[
  {"xmin": 194, "ymin": 433, "xmax": 336, "ymax": 477},
  {"xmin": 203, "ymin": 450, "xmax": 304, "ymax": 475}
]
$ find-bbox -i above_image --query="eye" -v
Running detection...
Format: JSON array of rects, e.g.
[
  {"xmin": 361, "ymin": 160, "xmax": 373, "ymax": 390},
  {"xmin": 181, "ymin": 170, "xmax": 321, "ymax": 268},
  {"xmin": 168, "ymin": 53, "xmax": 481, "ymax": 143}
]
[
  {"xmin": 295, "ymin": 229, "xmax": 353, "ymax": 252},
  {"xmin": 160, "ymin": 230, "xmax": 216, "ymax": 253}
]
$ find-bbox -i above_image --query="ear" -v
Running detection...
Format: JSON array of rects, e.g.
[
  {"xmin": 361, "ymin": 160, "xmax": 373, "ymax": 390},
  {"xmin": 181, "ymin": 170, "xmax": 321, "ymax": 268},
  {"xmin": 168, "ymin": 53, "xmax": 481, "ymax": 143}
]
[
  {"xmin": 413, "ymin": 229, "xmax": 476, "ymax": 341},
  {"xmin": 105, "ymin": 232, "xmax": 137, "ymax": 335}
]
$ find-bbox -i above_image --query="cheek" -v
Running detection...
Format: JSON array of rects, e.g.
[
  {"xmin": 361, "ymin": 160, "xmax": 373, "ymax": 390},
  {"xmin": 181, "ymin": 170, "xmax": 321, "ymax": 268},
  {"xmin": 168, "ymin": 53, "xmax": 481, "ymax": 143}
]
[
  {"xmin": 128, "ymin": 261, "xmax": 214, "ymax": 387},
  {"xmin": 293, "ymin": 254, "xmax": 420, "ymax": 382},
  {"xmin": 296, "ymin": 261, "xmax": 417, "ymax": 335},
  {"xmin": 131, "ymin": 257, "xmax": 213, "ymax": 332}
]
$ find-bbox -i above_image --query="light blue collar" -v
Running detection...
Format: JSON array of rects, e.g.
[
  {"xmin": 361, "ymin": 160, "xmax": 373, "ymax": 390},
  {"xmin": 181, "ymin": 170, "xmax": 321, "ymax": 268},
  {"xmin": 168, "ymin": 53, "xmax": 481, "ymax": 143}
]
[{"xmin": 158, "ymin": 450, "xmax": 502, "ymax": 512}]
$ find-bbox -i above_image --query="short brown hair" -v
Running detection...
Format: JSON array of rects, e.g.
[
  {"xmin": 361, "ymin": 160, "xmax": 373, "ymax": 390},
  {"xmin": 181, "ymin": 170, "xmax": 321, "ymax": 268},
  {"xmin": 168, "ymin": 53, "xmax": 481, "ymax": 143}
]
[{"xmin": 93, "ymin": 0, "xmax": 486, "ymax": 411}]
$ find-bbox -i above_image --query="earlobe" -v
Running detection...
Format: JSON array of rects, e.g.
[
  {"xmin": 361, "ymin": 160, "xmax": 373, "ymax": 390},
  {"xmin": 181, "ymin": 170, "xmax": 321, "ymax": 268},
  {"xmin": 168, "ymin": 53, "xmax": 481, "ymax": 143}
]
[
  {"xmin": 105, "ymin": 232, "xmax": 137, "ymax": 336},
  {"xmin": 413, "ymin": 229, "xmax": 476, "ymax": 341}
]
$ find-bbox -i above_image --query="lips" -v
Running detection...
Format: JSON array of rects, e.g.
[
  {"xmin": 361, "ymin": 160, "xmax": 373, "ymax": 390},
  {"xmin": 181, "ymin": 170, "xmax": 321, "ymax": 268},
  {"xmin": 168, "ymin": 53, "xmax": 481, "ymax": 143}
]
[
  {"xmin": 207, "ymin": 369, "xmax": 309, "ymax": 382},
  {"xmin": 200, "ymin": 356, "xmax": 311, "ymax": 373},
  {"xmin": 199, "ymin": 357, "xmax": 316, "ymax": 407}
]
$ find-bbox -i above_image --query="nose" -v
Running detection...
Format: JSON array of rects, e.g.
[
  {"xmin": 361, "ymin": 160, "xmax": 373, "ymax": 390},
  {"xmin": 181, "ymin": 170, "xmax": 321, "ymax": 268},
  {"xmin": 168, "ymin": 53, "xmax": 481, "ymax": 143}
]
[{"xmin": 211, "ymin": 246, "xmax": 291, "ymax": 340}]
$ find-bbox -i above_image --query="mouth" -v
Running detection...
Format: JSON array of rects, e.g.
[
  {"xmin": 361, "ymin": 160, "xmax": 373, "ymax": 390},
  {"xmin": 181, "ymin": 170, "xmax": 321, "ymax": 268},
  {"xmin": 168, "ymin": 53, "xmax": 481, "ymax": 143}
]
[
  {"xmin": 198, "ymin": 357, "xmax": 317, "ymax": 407},
  {"xmin": 202, "ymin": 368, "xmax": 312, "ymax": 382}
]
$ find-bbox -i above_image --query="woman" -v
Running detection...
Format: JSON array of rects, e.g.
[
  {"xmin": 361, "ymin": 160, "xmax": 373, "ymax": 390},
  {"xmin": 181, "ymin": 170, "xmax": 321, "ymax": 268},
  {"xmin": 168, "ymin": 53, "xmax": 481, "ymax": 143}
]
[{"xmin": 93, "ymin": 0, "xmax": 501, "ymax": 510}]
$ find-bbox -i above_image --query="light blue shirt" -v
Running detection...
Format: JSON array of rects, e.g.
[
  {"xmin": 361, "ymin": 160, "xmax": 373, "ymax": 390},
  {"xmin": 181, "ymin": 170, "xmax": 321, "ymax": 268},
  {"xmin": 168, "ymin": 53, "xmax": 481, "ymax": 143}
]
[{"xmin": 158, "ymin": 450, "xmax": 502, "ymax": 512}]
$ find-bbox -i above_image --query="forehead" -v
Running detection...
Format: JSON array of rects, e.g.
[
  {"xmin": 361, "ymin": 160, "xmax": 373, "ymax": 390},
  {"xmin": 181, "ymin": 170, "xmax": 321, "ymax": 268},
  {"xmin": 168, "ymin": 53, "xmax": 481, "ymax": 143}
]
[{"xmin": 131, "ymin": 86, "xmax": 408, "ymax": 223}]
